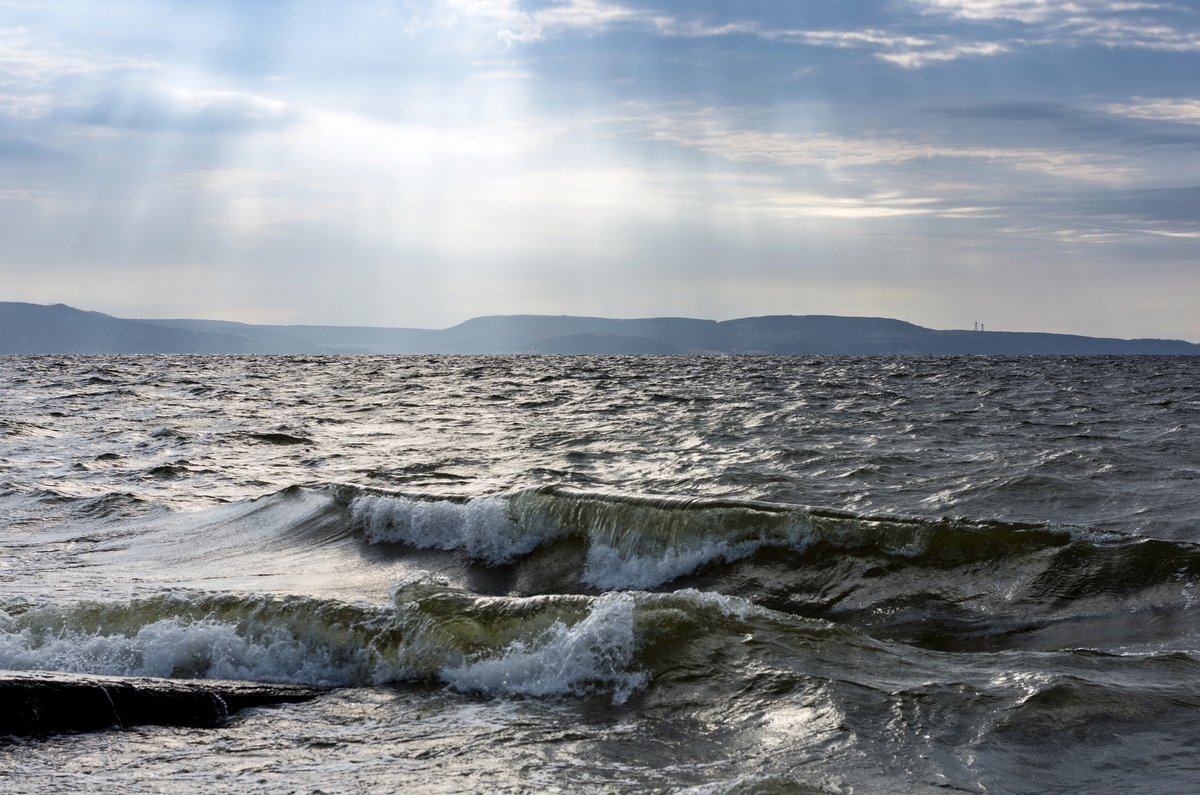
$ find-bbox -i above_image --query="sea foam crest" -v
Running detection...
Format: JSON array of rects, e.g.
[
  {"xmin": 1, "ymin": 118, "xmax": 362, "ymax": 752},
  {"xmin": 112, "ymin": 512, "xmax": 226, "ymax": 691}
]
[
  {"xmin": 0, "ymin": 612, "xmax": 366, "ymax": 686},
  {"xmin": 509, "ymin": 487, "xmax": 814, "ymax": 590},
  {"xmin": 441, "ymin": 592, "xmax": 647, "ymax": 704},
  {"xmin": 582, "ymin": 538, "xmax": 767, "ymax": 591},
  {"xmin": 0, "ymin": 589, "xmax": 650, "ymax": 695},
  {"xmin": 349, "ymin": 493, "xmax": 547, "ymax": 564},
  {"xmin": 667, "ymin": 588, "xmax": 767, "ymax": 621}
]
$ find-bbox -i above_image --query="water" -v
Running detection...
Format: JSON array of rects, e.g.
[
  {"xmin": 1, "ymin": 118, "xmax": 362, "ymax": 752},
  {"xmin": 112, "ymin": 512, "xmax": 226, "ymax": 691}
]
[{"xmin": 1, "ymin": 355, "xmax": 1198, "ymax": 793}]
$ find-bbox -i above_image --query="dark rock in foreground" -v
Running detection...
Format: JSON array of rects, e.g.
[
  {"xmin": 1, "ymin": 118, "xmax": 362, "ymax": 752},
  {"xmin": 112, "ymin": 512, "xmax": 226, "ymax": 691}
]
[{"xmin": 0, "ymin": 671, "xmax": 325, "ymax": 738}]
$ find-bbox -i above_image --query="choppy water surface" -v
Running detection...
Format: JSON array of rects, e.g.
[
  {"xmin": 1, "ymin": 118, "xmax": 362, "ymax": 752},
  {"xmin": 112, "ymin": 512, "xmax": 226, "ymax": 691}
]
[{"xmin": 2, "ymin": 355, "xmax": 1198, "ymax": 793}]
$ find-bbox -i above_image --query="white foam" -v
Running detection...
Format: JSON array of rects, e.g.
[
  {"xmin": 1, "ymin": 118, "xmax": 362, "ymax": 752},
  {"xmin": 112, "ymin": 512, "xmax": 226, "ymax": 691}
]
[
  {"xmin": 1065, "ymin": 526, "xmax": 1126, "ymax": 544},
  {"xmin": 0, "ymin": 615, "xmax": 367, "ymax": 686},
  {"xmin": 441, "ymin": 592, "xmax": 647, "ymax": 704},
  {"xmin": 579, "ymin": 512, "xmax": 818, "ymax": 591},
  {"xmin": 349, "ymin": 493, "xmax": 544, "ymax": 564},
  {"xmin": 667, "ymin": 588, "xmax": 767, "ymax": 621},
  {"xmin": 582, "ymin": 539, "xmax": 765, "ymax": 590}
]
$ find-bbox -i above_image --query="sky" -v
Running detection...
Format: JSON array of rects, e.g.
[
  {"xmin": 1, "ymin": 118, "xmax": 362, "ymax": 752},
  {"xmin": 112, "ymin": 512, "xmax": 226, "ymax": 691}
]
[{"xmin": 1, "ymin": 0, "xmax": 1198, "ymax": 339}]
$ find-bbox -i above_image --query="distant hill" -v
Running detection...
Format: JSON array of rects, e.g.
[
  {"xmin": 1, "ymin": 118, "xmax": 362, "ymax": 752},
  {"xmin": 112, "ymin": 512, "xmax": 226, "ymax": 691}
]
[
  {"xmin": 1, "ymin": 301, "xmax": 1197, "ymax": 355},
  {"xmin": 0, "ymin": 303, "xmax": 258, "ymax": 354}
]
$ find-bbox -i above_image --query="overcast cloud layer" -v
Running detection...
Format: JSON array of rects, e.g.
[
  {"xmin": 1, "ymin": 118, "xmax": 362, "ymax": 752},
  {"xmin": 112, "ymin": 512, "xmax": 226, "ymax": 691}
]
[{"xmin": 1, "ymin": 0, "xmax": 1198, "ymax": 338}]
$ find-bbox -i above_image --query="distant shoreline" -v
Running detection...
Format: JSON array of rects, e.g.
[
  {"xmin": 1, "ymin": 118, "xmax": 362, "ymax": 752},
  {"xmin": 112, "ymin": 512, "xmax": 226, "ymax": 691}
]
[{"xmin": 2, "ymin": 301, "xmax": 1197, "ymax": 355}]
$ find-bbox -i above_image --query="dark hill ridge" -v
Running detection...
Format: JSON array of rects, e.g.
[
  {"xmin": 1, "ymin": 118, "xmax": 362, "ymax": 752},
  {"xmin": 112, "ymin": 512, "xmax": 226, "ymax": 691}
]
[
  {"xmin": 1, "ymin": 301, "xmax": 1197, "ymax": 355},
  {"xmin": 0, "ymin": 303, "xmax": 257, "ymax": 354}
]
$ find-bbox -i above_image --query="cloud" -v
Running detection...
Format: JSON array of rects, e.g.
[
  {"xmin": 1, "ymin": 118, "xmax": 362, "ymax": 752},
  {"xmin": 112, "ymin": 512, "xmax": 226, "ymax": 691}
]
[
  {"xmin": 976, "ymin": 184, "xmax": 1200, "ymax": 246},
  {"xmin": 874, "ymin": 40, "xmax": 1010, "ymax": 67},
  {"xmin": 912, "ymin": 0, "xmax": 1059, "ymax": 23},
  {"xmin": 930, "ymin": 100, "xmax": 1200, "ymax": 147},
  {"xmin": 397, "ymin": 2, "xmax": 1013, "ymax": 68},
  {"xmin": 735, "ymin": 189, "xmax": 946, "ymax": 220},
  {"xmin": 432, "ymin": 0, "xmax": 654, "ymax": 46},
  {"xmin": 1077, "ymin": 185, "xmax": 1200, "ymax": 225},
  {"xmin": 913, "ymin": 0, "xmax": 1200, "ymax": 53},
  {"xmin": 432, "ymin": 0, "xmax": 1199, "ymax": 69},
  {"xmin": 744, "ymin": 26, "xmax": 996, "ymax": 65},
  {"xmin": 0, "ymin": 91, "xmax": 56, "ymax": 119},
  {"xmin": 0, "ymin": 134, "xmax": 70, "ymax": 161},
  {"xmin": 629, "ymin": 16, "xmax": 1015, "ymax": 68},
  {"xmin": 643, "ymin": 107, "xmax": 1137, "ymax": 182},
  {"xmin": 66, "ymin": 82, "xmax": 303, "ymax": 134},
  {"xmin": 1062, "ymin": 16, "xmax": 1200, "ymax": 52},
  {"xmin": 913, "ymin": 1, "xmax": 1165, "ymax": 24},
  {"xmin": 1104, "ymin": 97, "xmax": 1200, "ymax": 124},
  {"xmin": 0, "ymin": 25, "xmax": 154, "ymax": 90}
]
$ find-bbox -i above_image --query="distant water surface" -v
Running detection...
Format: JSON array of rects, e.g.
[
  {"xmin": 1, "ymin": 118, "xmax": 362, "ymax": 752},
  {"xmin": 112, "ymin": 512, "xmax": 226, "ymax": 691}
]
[{"xmin": 1, "ymin": 355, "xmax": 1198, "ymax": 793}]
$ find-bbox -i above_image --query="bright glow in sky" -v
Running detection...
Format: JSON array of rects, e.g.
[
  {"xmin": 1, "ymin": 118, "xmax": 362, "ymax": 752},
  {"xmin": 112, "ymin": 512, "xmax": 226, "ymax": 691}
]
[{"xmin": 2, "ymin": 0, "xmax": 1198, "ymax": 338}]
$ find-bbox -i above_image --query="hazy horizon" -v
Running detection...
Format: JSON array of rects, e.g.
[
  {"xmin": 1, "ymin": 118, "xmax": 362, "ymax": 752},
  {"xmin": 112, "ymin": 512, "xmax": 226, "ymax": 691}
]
[
  {"xmin": 10, "ymin": 299, "xmax": 1200, "ymax": 348},
  {"xmin": 2, "ymin": 1, "xmax": 1198, "ymax": 339},
  {"xmin": 86, "ymin": 302, "xmax": 1200, "ymax": 341}
]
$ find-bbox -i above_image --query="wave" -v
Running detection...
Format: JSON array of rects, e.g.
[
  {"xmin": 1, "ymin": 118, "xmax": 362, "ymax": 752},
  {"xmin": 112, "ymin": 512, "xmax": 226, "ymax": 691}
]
[
  {"xmin": 0, "ymin": 585, "xmax": 807, "ymax": 704},
  {"xmin": 998, "ymin": 673, "xmax": 1200, "ymax": 736},
  {"xmin": 13, "ymin": 482, "xmax": 1199, "ymax": 652},
  {"xmin": 6, "ymin": 574, "xmax": 1195, "ymax": 759},
  {"xmin": 338, "ymin": 484, "xmax": 1200, "ymax": 650},
  {"xmin": 10, "ymin": 480, "xmax": 1154, "ymax": 582},
  {"xmin": 349, "ymin": 491, "xmax": 530, "ymax": 564},
  {"xmin": 339, "ymin": 483, "xmax": 1143, "ymax": 587}
]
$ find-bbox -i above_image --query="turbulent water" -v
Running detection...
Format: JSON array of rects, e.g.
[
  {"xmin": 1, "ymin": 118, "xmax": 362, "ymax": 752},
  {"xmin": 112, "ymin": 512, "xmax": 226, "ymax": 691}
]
[{"xmin": 1, "ymin": 355, "xmax": 1198, "ymax": 793}]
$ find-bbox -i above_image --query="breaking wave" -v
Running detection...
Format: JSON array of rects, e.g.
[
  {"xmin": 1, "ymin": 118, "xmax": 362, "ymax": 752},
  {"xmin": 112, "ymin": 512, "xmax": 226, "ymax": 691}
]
[
  {"xmin": 338, "ymin": 483, "xmax": 1197, "ymax": 591},
  {"xmin": 0, "ymin": 584, "xmax": 792, "ymax": 703}
]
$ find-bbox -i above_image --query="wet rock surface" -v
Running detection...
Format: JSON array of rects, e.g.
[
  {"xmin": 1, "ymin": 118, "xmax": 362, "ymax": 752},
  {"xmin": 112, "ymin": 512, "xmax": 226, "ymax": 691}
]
[{"xmin": 0, "ymin": 671, "xmax": 325, "ymax": 737}]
